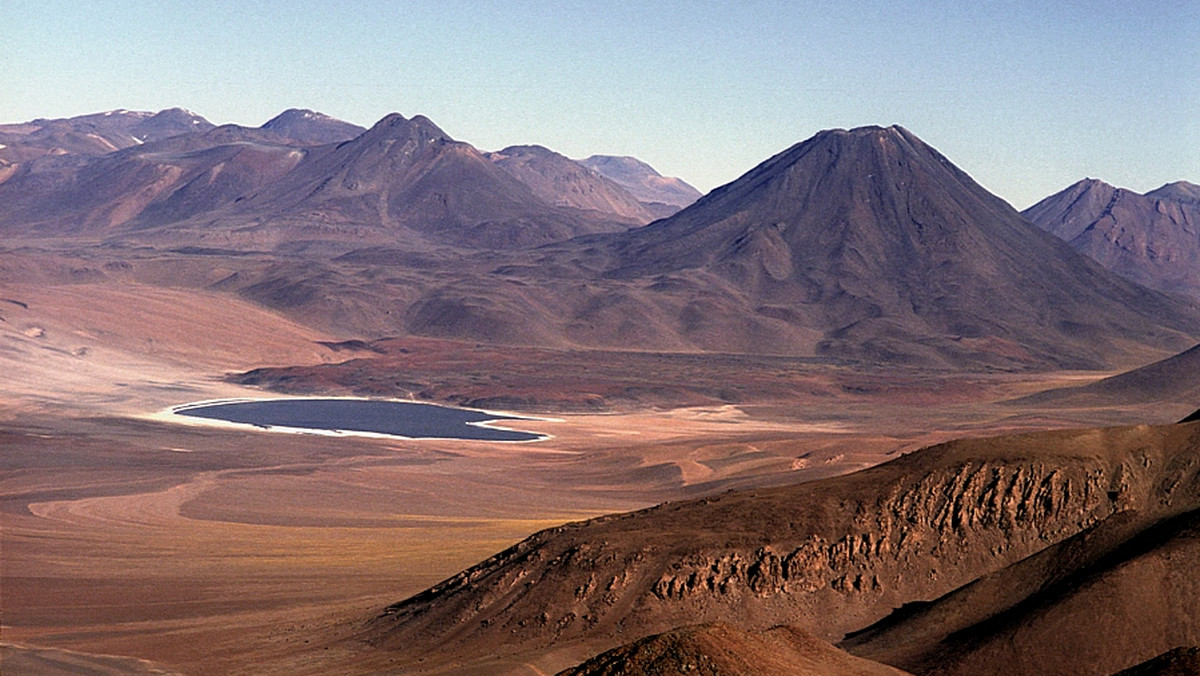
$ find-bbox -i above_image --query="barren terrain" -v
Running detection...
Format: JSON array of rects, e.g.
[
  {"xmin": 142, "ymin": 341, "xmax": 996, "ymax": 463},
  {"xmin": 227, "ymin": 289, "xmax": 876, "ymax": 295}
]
[
  {"xmin": 2, "ymin": 278, "xmax": 1186, "ymax": 675},
  {"xmin": 4, "ymin": 114, "xmax": 1198, "ymax": 675}
]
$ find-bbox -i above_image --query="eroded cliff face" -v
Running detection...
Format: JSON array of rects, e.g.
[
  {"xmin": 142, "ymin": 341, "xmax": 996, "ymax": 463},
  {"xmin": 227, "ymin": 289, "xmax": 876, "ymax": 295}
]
[
  {"xmin": 368, "ymin": 423, "xmax": 1200, "ymax": 669},
  {"xmin": 653, "ymin": 461, "xmax": 1109, "ymax": 603}
]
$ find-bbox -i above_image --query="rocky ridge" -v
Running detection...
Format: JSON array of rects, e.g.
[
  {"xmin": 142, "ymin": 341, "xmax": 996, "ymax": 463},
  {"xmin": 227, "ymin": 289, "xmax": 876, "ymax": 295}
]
[
  {"xmin": 1023, "ymin": 178, "xmax": 1200, "ymax": 298},
  {"xmin": 367, "ymin": 421, "xmax": 1200, "ymax": 674},
  {"xmin": 580, "ymin": 154, "xmax": 703, "ymax": 210}
]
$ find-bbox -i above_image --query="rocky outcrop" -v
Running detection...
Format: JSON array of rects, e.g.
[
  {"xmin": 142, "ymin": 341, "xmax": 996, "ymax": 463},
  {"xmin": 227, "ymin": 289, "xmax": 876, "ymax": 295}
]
[
  {"xmin": 650, "ymin": 460, "xmax": 1110, "ymax": 605},
  {"xmin": 367, "ymin": 422, "xmax": 1200, "ymax": 673}
]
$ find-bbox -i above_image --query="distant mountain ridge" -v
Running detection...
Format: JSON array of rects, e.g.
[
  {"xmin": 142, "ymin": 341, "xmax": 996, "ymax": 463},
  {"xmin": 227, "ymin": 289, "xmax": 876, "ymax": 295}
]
[
  {"xmin": 1023, "ymin": 178, "xmax": 1200, "ymax": 298},
  {"xmin": 0, "ymin": 123, "xmax": 306, "ymax": 234},
  {"xmin": 259, "ymin": 108, "xmax": 366, "ymax": 144},
  {"xmin": 0, "ymin": 108, "xmax": 693, "ymax": 248},
  {"xmin": 487, "ymin": 145, "xmax": 666, "ymax": 223},
  {"xmin": 0, "ymin": 108, "xmax": 214, "ymax": 163},
  {"xmin": 198, "ymin": 113, "xmax": 635, "ymax": 251},
  {"xmin": 3, "ymin": 112, "xmax": 1198, "ymax": 369},
  {"xmin": 580, "ymin": 154, "xmax": 702, "ymax": 211}
]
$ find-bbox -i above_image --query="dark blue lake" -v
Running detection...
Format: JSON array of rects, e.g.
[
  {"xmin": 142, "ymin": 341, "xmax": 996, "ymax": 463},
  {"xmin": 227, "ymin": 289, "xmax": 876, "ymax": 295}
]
[{"xmin": 172, "ymin": 398, "xmax": 546, "ymax": 442}]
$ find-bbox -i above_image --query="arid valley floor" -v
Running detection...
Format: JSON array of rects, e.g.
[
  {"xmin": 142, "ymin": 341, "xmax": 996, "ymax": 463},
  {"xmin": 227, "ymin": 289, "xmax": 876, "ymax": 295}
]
[{"xmin": 3, "ymin": 278, "xmax": 1194, "ymax": 675}]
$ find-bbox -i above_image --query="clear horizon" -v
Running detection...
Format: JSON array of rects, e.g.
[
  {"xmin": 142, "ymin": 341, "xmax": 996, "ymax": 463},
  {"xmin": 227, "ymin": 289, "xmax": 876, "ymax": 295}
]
[{"xmin": 6, "ymin": 0, "xmax": 1198, "ymax": 209}]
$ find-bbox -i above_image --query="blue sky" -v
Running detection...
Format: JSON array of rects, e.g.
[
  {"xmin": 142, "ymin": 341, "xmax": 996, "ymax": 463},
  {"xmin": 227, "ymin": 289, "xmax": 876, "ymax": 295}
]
[{"xmin": 4, "ymin": 0, "xmax": 1197, "ymax": 207}]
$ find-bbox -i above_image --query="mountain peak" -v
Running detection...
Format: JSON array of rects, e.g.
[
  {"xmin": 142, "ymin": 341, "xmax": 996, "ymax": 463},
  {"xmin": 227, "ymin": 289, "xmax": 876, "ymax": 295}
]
[
  {"xmin": 1025, "ymin": 177, "xmax": 1200, "ymax": 298},
  {"xmin": 1146, "ymin": 180, "xmax": 1200, "ymax": 204},
  {"xmin": 493, "ymin": 144, "xmax": 556, "ymax": 158},
  {"xmin": 581, "ymin": 155, "xmax": 662, "ymax": 177},
  {"xmin": 1044, "ymin": 178, "xmax": 1122, "ymax": 204},
  {"xmin": 690, "ymin": 122, "xmax": 977, "ymax": 219},
  {"xmin": 260, "ymin": 109, "xmax": 365, "ymax": 144},
  {"xmin": 365, "ymin": 113, "xmax": 449, "ymax": 143},
  {"xmin": 150, "ymin": 107, "xmax": 209, "ymax": 124},
  {"xmin": 834, "ymin": 123, "xmax": 909, "ymax": 136},
  {"xmin": 407, "ymin": 114, "xmax": 445, "ymax": 134},
  {"xmin": 812, "ymin": 124, "xmax": 920, "ymax": 147},
  {"xmin": 579, "ymin": 155, "xmax": 702, "ymax": 209},
  {"xmin": 1075, "ymin": 177, "xmax": 1118, "ymax": 191},
  {"xmin": 263, "ymin": 108, "xmax": 328, "ymax": 126},
  {"xmin": 274, "ymin": 108, "xmax": 322, "ymax": 118},
  {"xmin": 582, "ymin": 124, "xmax": 1200, "ymax": 367}
]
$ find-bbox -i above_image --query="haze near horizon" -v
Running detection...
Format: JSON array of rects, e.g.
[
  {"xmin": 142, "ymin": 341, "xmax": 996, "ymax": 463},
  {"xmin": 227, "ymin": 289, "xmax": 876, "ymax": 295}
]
[{"xmin": 5, "ymin": 0, "xmax": 1197, "ymax": 207}]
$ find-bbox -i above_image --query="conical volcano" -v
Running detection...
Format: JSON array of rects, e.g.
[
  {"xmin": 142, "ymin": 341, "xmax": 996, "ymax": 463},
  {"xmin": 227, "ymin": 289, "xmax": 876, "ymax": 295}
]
[
  {"xmin": 541, "ymin": 125, "xmax": 1200, "ymax": 367},
  {"xmin": 259, "ymin": 108, "xmax": 365, "ymax": 144}
]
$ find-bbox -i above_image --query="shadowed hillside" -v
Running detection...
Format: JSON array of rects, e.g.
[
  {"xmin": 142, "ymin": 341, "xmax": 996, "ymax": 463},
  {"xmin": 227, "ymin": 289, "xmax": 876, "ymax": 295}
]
[
  {"xmin": 1018, "ymin": 343, "xmax": 1200, "ymax": 410},
  {"xmin": 366, "ymin": 420, "xmax": 1200, "ymax": 675}
]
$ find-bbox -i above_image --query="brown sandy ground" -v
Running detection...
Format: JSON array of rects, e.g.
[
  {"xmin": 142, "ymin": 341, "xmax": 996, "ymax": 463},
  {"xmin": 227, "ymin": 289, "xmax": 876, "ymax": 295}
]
[{"xmin": 2, "ymin": 281, "xmax": 1189, "ymax": 675}]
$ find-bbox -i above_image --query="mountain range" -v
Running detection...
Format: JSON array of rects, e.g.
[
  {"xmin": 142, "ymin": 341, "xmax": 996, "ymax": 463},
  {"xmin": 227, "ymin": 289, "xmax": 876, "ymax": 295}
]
[
  {"xmin": 0, "ymin": 108, "xmax": 698, "ymax": 250},
  {"xmin": 1024, "ymin": 178, "xmax": 1200, "ymax": 298},
  {"xmin": 507, "ymin": 126, "xmax": 1200, "ymax": 368},
  {"xmin": 0, "ymin": 107, "xmax": 215, "ymax": 163},
  {"xmin": 2, "ymin": 109, "xmax": 1198, "ymax": 370}
]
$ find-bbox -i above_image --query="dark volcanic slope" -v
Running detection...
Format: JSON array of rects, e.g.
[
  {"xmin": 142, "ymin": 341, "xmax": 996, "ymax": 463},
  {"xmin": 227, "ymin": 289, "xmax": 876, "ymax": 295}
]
[
  {"xmin": 842, "ymin": 507, "xmax": 1200, "ymax": 675},
  {"xmin": 488, "ymin": 145, "xmax": 659, "ymax": 223},
  {"xmin": 561, "ymin": 623, "xmax": 910, "ymax": 676},
  {"xmin": 580, "ymin": 154, "xmax": 703, "ymax": 210},
  {"xmin": 1023, "ymin": 178, "xmax": 1200, "ymax": 298},
  {"xmin": 840, "ymin": 496, "xmax": 1200, "ymax": 674},
  {"xmin": 259, "ymin": 108, "xmax": 366, "ymax": 145},
  {"xmin": 531, "ymin": 126, "xmax": 1200, "ymax": 368},
  {"xmin": 367, "ymin": 421, "xmax": 1200, "ymax": 675}
]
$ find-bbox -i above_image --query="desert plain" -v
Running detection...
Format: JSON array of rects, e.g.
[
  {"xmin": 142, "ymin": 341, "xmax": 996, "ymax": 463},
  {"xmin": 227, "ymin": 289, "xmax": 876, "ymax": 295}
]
[{"xmin": 2, "ymin": 275, "xmax": 1190, "ymax": 676}]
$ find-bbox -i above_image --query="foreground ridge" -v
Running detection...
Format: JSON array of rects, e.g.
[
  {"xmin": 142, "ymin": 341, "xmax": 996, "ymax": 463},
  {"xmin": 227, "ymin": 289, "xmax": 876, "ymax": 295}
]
[{"xmin": 366, "ymin": 420, "xmax": 1200, "ymax": 674}]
